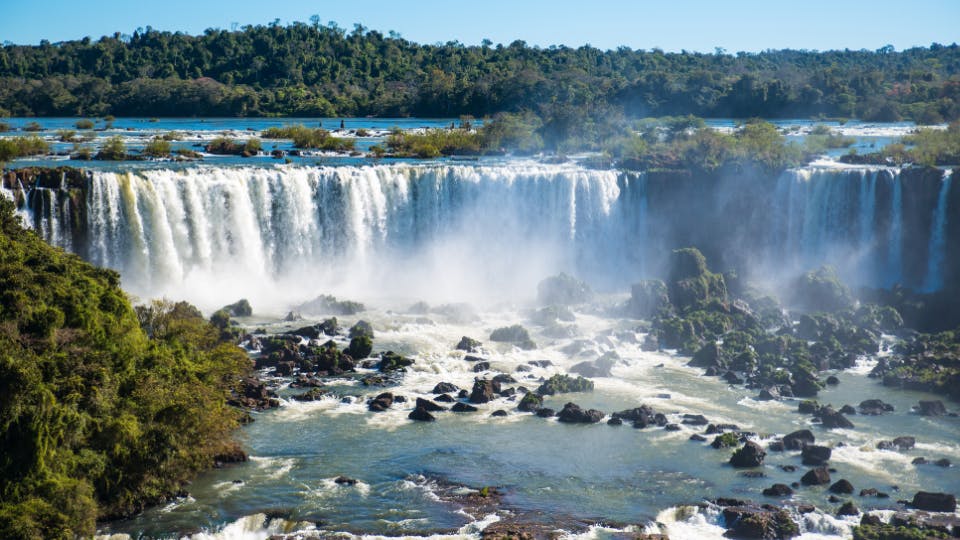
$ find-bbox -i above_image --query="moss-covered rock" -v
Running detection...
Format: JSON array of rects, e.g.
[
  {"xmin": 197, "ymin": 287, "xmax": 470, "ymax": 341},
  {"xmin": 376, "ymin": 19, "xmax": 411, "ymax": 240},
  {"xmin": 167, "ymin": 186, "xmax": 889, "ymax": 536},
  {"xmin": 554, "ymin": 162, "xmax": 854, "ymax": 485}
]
[
  {"xmin": 667, "ymin": 248, "xmax": 727, "ymax": 313},
  {"xmin": 790, "ymin": 266, "xmax": 854, "ymax": 313},
  {"xmin": 536, "ymin": 374, "xmax": 594, "ymax": 395},
  {"xmin": 536, "ymin": 272, "xmax": 592, "ymax": 305}
]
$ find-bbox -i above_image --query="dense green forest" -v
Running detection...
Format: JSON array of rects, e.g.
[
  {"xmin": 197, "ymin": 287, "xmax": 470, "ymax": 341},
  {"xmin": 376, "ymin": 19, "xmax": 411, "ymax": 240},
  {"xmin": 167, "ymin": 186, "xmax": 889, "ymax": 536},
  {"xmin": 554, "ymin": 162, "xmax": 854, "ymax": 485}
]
[
  {"xmin": 0, "ymin": 21, "xmax": 958, "ymax": 121},
  {"xmin": 0, "ymin": 196, "xmax": 250, "ymax": 539}
]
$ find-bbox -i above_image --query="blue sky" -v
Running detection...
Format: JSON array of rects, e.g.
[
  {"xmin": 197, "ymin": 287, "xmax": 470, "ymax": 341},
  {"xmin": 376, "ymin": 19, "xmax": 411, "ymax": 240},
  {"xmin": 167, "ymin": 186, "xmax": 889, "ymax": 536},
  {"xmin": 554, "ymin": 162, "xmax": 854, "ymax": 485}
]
[{"xmin": 3, "ymin": 0, "xmax": 958, "ymax": 52}]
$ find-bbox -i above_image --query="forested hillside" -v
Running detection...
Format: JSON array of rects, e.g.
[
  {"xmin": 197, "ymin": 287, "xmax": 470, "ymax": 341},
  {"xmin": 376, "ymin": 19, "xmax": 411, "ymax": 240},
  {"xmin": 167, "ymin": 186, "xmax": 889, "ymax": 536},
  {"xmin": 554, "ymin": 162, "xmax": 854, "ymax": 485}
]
[
  {"xmin": 0, "ymin": 195, "xmax": 250, "ymax": 539},
  {"xmin": 0, "ymin": 21, "xmax": 958, "ymax": 121}
]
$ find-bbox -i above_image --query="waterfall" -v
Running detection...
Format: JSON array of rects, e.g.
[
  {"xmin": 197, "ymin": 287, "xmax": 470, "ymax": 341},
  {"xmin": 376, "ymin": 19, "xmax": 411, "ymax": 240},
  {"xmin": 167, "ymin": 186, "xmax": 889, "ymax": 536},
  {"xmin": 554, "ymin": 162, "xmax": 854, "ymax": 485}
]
[
  {"xmin": 922, "ymin": 172, "xmax": 953, "ymax": 292},
  {"xmin": 2, "ymin": 163, "xmax": 953, "ymax": 311}
]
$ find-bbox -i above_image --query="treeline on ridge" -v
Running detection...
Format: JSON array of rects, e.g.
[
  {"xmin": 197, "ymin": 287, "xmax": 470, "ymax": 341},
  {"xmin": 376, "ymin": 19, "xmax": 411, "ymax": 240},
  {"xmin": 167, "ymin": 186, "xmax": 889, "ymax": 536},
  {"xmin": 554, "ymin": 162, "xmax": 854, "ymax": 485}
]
[
  {"xmin": 0, "ymin": 195, "xmax": 250, "ymax": 539},
  {"xmin": 0, "ymin": 21, "xmax": 958, "ymax": 122}
]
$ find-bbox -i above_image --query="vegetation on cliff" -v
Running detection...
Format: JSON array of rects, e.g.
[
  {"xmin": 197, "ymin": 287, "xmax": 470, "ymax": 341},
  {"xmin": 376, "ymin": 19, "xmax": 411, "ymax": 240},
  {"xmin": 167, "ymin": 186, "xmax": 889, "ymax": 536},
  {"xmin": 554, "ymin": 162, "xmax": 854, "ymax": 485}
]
[{"xmin": 0, "ymin": 196, "xmax": 250, "ymax": 538}]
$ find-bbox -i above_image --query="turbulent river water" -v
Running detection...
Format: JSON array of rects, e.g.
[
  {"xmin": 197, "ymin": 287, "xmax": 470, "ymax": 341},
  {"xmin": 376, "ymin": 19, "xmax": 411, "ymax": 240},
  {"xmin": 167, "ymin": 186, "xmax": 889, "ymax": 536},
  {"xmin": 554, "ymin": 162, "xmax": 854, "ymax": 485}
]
[{"xmin": 2, "ymin": 127, "xmax": 959, "ymax": 539}]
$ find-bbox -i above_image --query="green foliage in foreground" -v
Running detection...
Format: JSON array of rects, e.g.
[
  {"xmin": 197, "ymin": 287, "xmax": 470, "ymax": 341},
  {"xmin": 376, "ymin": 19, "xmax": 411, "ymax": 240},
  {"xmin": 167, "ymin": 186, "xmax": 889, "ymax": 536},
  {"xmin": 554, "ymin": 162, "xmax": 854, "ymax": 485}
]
[
  {"xmin": 262, "ymin": 125, "xmax": 354, "ymax": 151},
  {"xmin": 852, "ymin": 523, "xmax": 949, "ymax": 540},
  {"xmin": 0, "ymin": 197, "xmax": 250, "ymax": 538}
]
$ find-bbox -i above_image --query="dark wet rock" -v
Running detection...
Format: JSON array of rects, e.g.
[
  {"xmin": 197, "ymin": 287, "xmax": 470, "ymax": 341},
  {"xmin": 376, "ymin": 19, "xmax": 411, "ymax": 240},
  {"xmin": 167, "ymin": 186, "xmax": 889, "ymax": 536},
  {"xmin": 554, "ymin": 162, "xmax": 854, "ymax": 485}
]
[
  {"xmin": 222, "ymin": 298, "xmax": 252, "ymax": 317},
  {"xmin": 762, "ymin": 483, "xmax": 794, "ymax": 497},
  {"xmin": 801, "ymin": 445, "xmax": 832, "ymax": 466},
  {"xmin": 464, "ymin": 355, "xmax": 486, "ymax": 362},
  {"xmin": 408, "ymin": 407, "xmax": 436, "ymax": 422},
  {"xmin": 607, "ymin": 417, "xmax": 623, "ymax": 426},
  {"xmin": 797, "ymin": 400, "xmax": 820, "ymax": 414},
  {"xmin": 535, "ymin": 408, "xmax": 556, "ymax": 418},
  {"xmin": 918, "ymin": 400, "xmax": 947, "ymax": 416},
  {"xmin": 557, "ymin": 402, "xmax": 604, "ymax": 424},
  {"xmin": 473, "ymin": 361, "xmax": 491, "ymax": 372},
  {"xmin": 469, "ymin": 379, "xmax": 502, "ymax": 404},
  {"xmin": 515, "ymin": 365, "xmax": 533, "ymax": 373},
  {"xmin": 334, "ymin": 475, "xmax": 357, "ymax": 486},
  {"xmin": 570, "ymin": 351, "xmax": 619, "ymax": 377},
  {"xmin": 723, "ymin": 371, "xmax": 744, "ymax": 385},
  {"xmin": 858, "ymin": 399, "xmax": 894, "ymax": 415},
  {"xmin": 612, "ymin": 405, "xmax": 662, "ymax": 428},
  {"xmin": 629, "ymin": 279, "xmax": 671, "ymax": 319},
  {"xmin": 368, "ymin": 392, "xmax": 394, "ymax": 412},
  {"xmin": 791, "ymin": 371, "xmax": 823, "ymax": 398},
  {"xmin": 730, "ymin": 441, "xmax": 766, "ymax": 468},
  {"xmin": 378, "ymin": 351, "xmax": 414, "ymax": 372},
  {"xmin": 689, "ymin": 342, "xmax": 722, "ymax": 369},
  {"xmin": 839, "ymin": 405, "xmax": 856, "ymax": 415},
  {"xmin": 935, "ymin": 458, "xmax": 951, "ymax": 467},
  {"xmin": 757, "ymin": 387, "xmax": 781, "ymax": 401},
  {"xmin": 415, "ymin": 397, "xmax": 446, "ymax": 412},
  {"xmin": 829, "ymin": 479, "xmax": 854, "ymax": 494},
  {"xmin": 283, "ymin": 310, "xmax": 302, "ymax": 322},
  {"xmin": 689, "ymin": 434, "xmax": 708, "ymax": 442},
  {"xmin": 836, "ymin": 501, "xmax": 859, "ymax": 516},
  {"xmin": 682, "ymin": 414, "xmax": 709, "ymax": 426},
  {"xmin": 780, "ymin": 465, "xmax": 797, "ymax": 473},
  {"xmin": 783, "ymin": 429, "xmax": 815, "ymax": 451},
  {"xmin": 801, "ymin": 467, "xmax": 831, "ymax": 486},
  {"xmin": 275, "ymin": 361, "xmax": 295, "ymax": 376},
  {"xmin": 360, "ymin": 374, "xmax": 387, "ymax": 386},
  {"xmin": 498, "ymin": 387, "xmax": 517, "ymax": 398},
  {"xmin": 768, "ymin": 440, "xmax": 785, "ymax": 452},
  {"xmin": 740, "ymin": 471, "xmax": 765, "ymax": 479},
  {"xmin": 527, "ymin": 360, "xmax": 553, "ymax": 368},
  {"xmin": 721, "ymin": 505, "xmax": 799, "ymax": 540},
  {"xmin": 664, "ymin": 423, "xmax": 681, "ymax": 431},
  {"xmin": 491, "ymin": 409, "xmax": 508, "ymax": 417},
  {"xmin": 456, "ymin": 336, "xmax": 482, "ymax": 352},
  {"xmin": 825, "ymin": 375, "xmax": 839, "ymax": 385},
  {"xmin": 667, "ymin": 248, "xmax": 727, "ymax": 312},
  {"xmin": 817, "ymin": 407, "xmax": 854, "ymax": 429},
  {"xmin": 493, "ymin": 374, "xmax": 517, "ymax": 384},
  {"xmin": 537, "ymin": 272, "xmax": 592, "ymax": 305},
  {"xmin": 536, "ymin": 373, "xmax": 594, "ymax": 395},
  {"xmin": 451, "ymin": 402, "xmax": 478, "ymax": 413},
  {"xmin": 877, "ymin": 436, "xmax": 915, "ymax": 451},
  {"xmin": 859, "ymin": 488, "xmax": 888, "ymax": 498},
  {"xmin": 432, "ymin": 382, "xmax": 460, "ymax": 394},
  {"xmin": 291, "ymin": 387, "xmax": 326, "ymax": 402},
  {"xmin": 458, "ymin": 389, "xmax": 469, "ymax": 399},
  {"xmin": 517, "ymin": 392, "xmax": 543, "ymax": 412},
  {"xmin": 705, "ymin": 423, "xmax": 741, "ymax": 434},
  {"xmin": 911, "ymin": 492, "xmax": 957, "ymax": 512},
  {"xmin": 859, "ymin": 513, "xmax": 883, "ymax": 527},
  {"xmin": 434, "ymin": 393, "xmax": 455, "ymax": 403}
]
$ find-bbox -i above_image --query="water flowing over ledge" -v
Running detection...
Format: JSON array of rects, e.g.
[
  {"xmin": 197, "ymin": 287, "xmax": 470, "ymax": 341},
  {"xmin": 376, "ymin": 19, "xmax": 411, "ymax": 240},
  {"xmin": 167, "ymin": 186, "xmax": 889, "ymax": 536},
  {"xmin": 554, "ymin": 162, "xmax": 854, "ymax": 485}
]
[{"xmin": 2, "ymin": 162, "xmax": 956, "ymax": 311}]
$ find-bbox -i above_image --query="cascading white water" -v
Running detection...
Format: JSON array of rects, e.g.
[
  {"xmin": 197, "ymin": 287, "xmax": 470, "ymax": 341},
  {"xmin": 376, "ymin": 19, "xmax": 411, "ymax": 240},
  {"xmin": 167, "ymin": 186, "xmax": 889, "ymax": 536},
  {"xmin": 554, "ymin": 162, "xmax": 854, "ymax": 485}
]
[
  {"xmin": 80, "ymin": 164, "xmax": 627, "ymax": 311},
  {"xmin": 5, "ymin": 163, "xmax": 954, "ymax": 311},
  {"xmin": 922, "ymin": 171, "xmax": 953, "ymax": 292}
]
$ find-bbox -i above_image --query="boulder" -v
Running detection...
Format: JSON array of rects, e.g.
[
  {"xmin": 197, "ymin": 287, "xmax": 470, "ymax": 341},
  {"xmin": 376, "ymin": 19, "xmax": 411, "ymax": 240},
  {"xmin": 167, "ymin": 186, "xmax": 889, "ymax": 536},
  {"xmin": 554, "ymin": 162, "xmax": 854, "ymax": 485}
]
[
  {"xmin": 333, "ymin": 475, "xmax": 357, "ymax": 485},
  {"xmin": 782, "ymin": 429, "xmax": 815, "ymax": 451},
  {"xmin": 877, "ymin": 436, "xmax": 915, "ymax": 451},
  {"xmin": 537, "ymin": 272, "xmax": 592, "ymax": 305},
  {"xmin": 789, "ymin": 266, "xmax": 854, "ymax": 312},
  {"xmin": 911, "ymin": 492, "xmax": 957, "ymax": 512},
  {"xmin": 473, "ymin": 361, "xmax": 491, "ymax": 372},
  {"xmin": 222, "ymin": 298, "xmax": 252, "ymax": 317},
  {"xmin": 415, "ymin": 397, "xmax": 446, "ymax": 412},
  {"xmin": 456, "ymin": 336, "xmax": 482, "ymax": 352},
  {"xmin": 801, "ymin": 445, "xmax": 832, "ymax": 466},
  {"xmin": 829, "ymin": 479, "xmax": 854, "ymax": 494},
  {"xmin": 517, "ymin": 392, "xmax": 544, "ymax": 412},
  {"xmin": 490, "ymin": 325, "xmax": 532, "ymax": 343},
  {"xmin": 611, "ymin": 405, "xmax": 662, "ymax": 429},
  {"xmin": 346, "ymin": 335, "xmax": 372, "ymax": 359},
  {"xmin": 535, "ymin": 408, "xmax": 556, "ymax": 418},
  {"xmin": 730, "ymin": 441, "xmax": 766, "ymax": 468},
  {"xmin": 801, "ymin": 467, "xmax": 831, "ymax": 486},
  {"xmin": 432, "ymin": 382, "xmax": 460, "ymax": 394},
  {"xmin": 762, "ymin": 484, "xmax": 794, "ymax": 497},
  {"xmin": 378, "ymin": 351, "xmax": 414, "ymax": 372},
  {"xmin": 451, "ymin": 402, "xmax": 478, "ymax": 413},
  {"xmin": 721, "ymin": 506, "xmax": 799, "ymax": 540},
  {"xmin": 667, "ymin": 248, "xmax": 727, "ymax": 312},
  {"xmin": 818, "ymin": 407, "xmax": 854, "ymax": 429},
  {"xmin": 557, "ymin": 402, "xmax": 604, "ymax": 424},
  {"xmin": 408, "ymin": 407, "xmax": 436, "ymax": 422},
  {"xmin": 570, "ymin": 351, "xmax": 619, "ymax": 378},
  {"xmin": 348, "ymin": 320, "xmax": 374, "ymax": 339},
  {"xmin": 368, "ymin": 392, "xmax": 394, "ymax": 412},
  {"xmin": 469, "ymin": 379, "xmax": 502, "ymax": 404},
  {"xmin": 491, "ymin": 409, "xmax": 508, "ymax": 417},
  {"xmin": 536, "ymin": 374, "xmax": 594, "ymax": 395},
  {"xmin": 434, "ymin": 394, "xmax": 455, "ymax": 403},
  {"xmin": 836, "ymin": 502, "xmax": 859, "ymax": 516},
  {"xmin": 858, "ymin": 399, "xmax": 894, "ymax": 415},
  {"xmin": 918, "ymin": 400, "xmax": 947, "ymax": 416}
]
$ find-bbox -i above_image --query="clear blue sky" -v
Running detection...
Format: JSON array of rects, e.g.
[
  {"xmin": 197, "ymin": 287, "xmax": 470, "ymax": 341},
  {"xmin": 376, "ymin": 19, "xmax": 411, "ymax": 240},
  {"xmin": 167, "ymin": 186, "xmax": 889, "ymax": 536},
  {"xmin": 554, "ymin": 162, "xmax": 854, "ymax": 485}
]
[{"xmin": 2, "ymin": 0, "xmax": 958, "ymax": 52}]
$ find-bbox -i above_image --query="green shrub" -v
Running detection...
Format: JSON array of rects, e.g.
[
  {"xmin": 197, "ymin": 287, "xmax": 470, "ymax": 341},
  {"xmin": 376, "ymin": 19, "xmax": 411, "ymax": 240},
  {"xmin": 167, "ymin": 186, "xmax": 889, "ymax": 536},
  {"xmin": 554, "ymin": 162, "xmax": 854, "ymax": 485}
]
[
  {"xmin": 74, "ymin": 119, "xmax": 94, "ymax": 130},
  {"xmin": 141, "ymin": 137, "xmax": 172, "ymax": 157}
]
